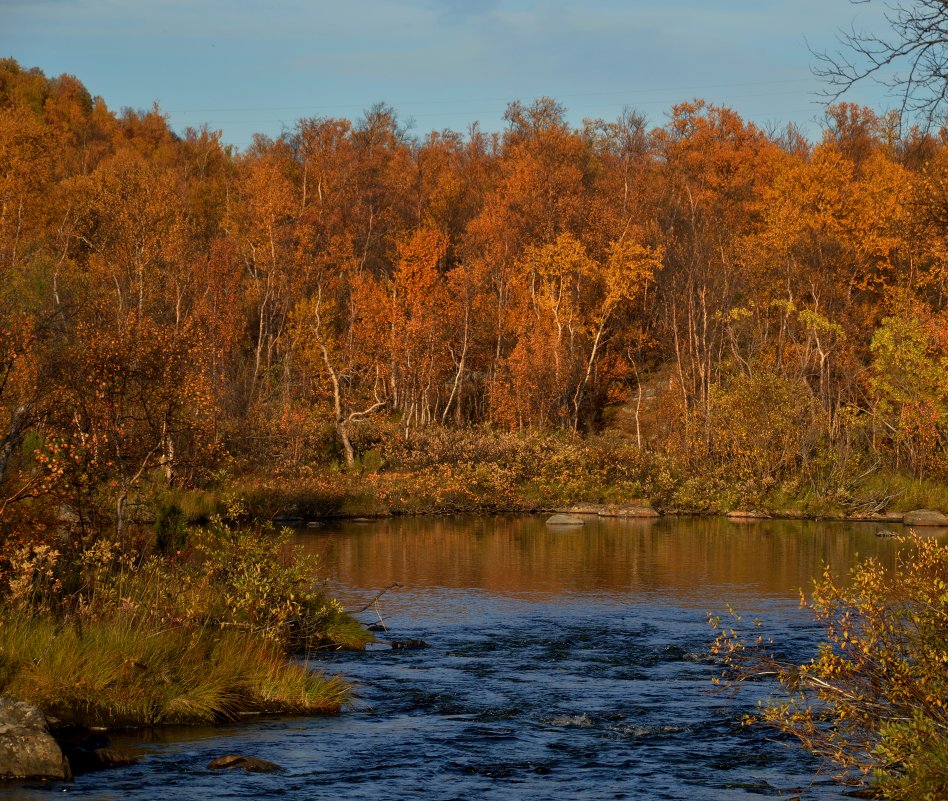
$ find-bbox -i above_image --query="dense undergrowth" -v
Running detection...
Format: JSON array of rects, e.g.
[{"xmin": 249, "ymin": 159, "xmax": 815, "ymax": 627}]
[
  {"xmin": 0, "ymin": 501, "xmax": 370, "ymax": 727},
  {"xmin": 153, "ymin": 426, "xmax": 948, "ymax": 524}
]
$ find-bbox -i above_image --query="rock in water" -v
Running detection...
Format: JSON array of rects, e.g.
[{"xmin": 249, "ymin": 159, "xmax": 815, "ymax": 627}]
[
  {"xmin": 390, "ymin": 639, "xmax": 431, "ymax": 650},
  {"xmin": 546, "ymin": 514, "xmax": 586, "ymax": 526},
  {"xmin": 208, "ymin": 754, "xmax": 283, "ymax": 773},
  {"xmin": 0, "ymin": 697, "xmax": 70, "ymax": 780},
  {"xmin": 903, "ymin": 509, "xmax": 948, "ymax": 527}
]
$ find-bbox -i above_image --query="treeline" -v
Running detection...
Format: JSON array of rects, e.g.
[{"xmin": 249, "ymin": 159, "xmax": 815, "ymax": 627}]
[{"xmin": 1, "ymin": 58, "xmax": 947, "ymax": 537}]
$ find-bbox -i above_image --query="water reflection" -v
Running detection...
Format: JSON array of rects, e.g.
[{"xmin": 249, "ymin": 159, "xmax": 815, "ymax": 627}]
[
  {"xmin": 296, "ymin": 515, "xmax": 913, "ymax": 605},
  {"xmin": 6, "ymin": 515, "xmax": 940, "ymax": 801}
]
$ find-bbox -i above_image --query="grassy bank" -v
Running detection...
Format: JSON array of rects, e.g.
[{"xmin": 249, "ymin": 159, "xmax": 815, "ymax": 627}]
[
  {"xmin": 0, "ymin": 505, "xmax": 371, "ymax": 727},
  {"xmin": 0, "ymin": 617, "xmax": 349, "ymax": 727}
]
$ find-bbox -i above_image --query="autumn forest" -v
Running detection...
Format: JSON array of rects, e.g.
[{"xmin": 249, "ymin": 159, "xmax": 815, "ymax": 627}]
[{"xmin": 1, "ymin": 57, "xmax": 948, "ymax": 543}]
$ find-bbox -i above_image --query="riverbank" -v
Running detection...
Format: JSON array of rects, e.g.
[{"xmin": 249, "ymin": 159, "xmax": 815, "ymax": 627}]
[
  {"xmin": 158, "ymin": 428, "xmax": 948, "ymax": 527},
  {"xmin": 3, "ymin": 426, "xmax": 946, "ymax": 740},
  {"xmin": 0, "ymin": 508, "xmax": 371, "ymax": 736}
]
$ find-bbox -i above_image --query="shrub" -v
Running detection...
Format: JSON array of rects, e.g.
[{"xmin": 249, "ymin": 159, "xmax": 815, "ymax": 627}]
[
  {"xmin": 711, "ymin": 535, "xmax": 948, "ymax": 799},
  {"xmin": 154, "ymin": 500, "xmax": 188, "ymax": 554}
]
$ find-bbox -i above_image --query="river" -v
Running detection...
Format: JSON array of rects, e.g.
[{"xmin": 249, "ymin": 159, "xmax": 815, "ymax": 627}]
[{"xmin": 9, "ymin": 515, "xmax": 924, "ymax": 800}]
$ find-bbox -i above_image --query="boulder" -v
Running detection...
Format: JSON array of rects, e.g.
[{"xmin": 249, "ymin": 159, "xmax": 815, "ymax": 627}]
[
  {"xmin": 0, "ymin": 697, "xmax": 70, "ymax": 781},
  {"xmin": 903, "ymin": 509, "xmax": 948, "ymax": 527},
  {"xmin": 546, "ymin": 514, "xmax": 586, "ymax": 526},
  {"xmin": 208, "ymin": 754, "xmax": 282, "ymax": 773},
  {"xmin": 597, "ymin": 505, "xmax": 659, "ymax": 519}
]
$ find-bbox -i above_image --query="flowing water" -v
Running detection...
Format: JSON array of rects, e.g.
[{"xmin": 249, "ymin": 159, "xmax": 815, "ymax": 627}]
[{"xmin": 9, "ymin": 515, "xmax": 935, "ymax": 800}]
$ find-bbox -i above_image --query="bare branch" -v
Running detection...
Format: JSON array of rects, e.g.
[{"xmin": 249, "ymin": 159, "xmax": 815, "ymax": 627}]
[{"xmin": 812, "ymin": 0, "xmax": 948, "ymax": 130}]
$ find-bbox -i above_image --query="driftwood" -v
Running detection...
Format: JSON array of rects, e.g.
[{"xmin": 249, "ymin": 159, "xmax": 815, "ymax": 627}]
[{"xmin": 348, "ymin": 582, "xmax": 403, "ymax": 632}]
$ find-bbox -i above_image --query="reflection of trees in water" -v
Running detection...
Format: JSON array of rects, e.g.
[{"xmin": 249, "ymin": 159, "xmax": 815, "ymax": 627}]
[{"xmin": 293, "ymin": 516, "xmax": 910, "ymax": 601}]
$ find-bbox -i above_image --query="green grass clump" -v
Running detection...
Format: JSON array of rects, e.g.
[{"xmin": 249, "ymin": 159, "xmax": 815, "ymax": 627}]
[{"xmin": 0, "ymin": 615, "xmax": 348, "ymax": 727}]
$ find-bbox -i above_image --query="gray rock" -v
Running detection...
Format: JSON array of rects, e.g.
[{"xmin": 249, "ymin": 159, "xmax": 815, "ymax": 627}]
[
  {"xmin": 208, "ymin": 754, "xmax": 282, "ymax": 773},
  {"xmin": 597, "ymin": 505, "xmax": 659, "ymax": 519},
  {"xmin": 546, "ymin": 514, "xmax": 586, "ymax": 526},
  {"xmin": 0, "ymin": 697, "xmax": 70, "ymax": 781},
  {"xmin": 903, "ymin": 509, "xmax": 948, "ymax": 527}
]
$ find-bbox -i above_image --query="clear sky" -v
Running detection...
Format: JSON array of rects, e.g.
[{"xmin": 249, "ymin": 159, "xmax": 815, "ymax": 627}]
[{"xmin": 2, "ymin": 0, "xmax": 894, "ymax": 149}]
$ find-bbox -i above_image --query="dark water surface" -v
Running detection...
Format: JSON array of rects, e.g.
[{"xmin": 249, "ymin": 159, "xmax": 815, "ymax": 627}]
[{"xmin": 9, "ymin": 515, "xmax": 926, "ymax": 800}]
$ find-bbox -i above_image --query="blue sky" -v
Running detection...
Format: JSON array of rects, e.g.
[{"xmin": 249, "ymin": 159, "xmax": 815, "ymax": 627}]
[{"xmin": 2, "ymin": 0, "xmax": 893, "ymax": 149}]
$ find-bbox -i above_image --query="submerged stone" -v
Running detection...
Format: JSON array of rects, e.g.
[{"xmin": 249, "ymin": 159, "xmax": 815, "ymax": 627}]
[
  {"xmin": 66, "ymin": 746, "xmax": 139, "ymax": 774},
  {"xmin": 208, "ymin": 754, "xmax": 282, "ymax": 773},
  {"xmin": 390, "ymin": 639, "xmax": 431, "ymax": 650},
  {"xmin": 546, "ymin": 514, "xmax": 586, "ymax": 526}
]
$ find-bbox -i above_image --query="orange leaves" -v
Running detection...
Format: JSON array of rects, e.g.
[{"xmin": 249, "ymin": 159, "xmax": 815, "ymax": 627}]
[
  {"xmin": 602, "ymin": 238, "xmax": 661, "ymax": 312},
  {"xmin": 655, "ymin": 100, "xmax": 777, "ymax": 216},
  {"xmin": 393, "ymin": 227, "xmax": 447, "ymax": 314},
  {"xmin": 497, "ymin": 232, "xmax": 661, "ymax": 429},
  {"xmin": 760, "ymin": 128, "xmax": 916, "ymax": 293}
]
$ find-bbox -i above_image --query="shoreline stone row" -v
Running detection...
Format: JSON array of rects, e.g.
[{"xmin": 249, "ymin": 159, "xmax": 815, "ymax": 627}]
[{"xmin": 545, "ymin": 506, "xmax": 948, "ymax": 528}]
